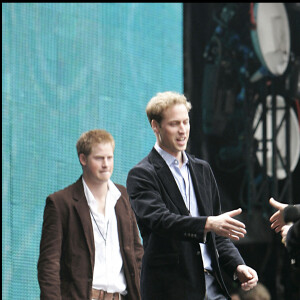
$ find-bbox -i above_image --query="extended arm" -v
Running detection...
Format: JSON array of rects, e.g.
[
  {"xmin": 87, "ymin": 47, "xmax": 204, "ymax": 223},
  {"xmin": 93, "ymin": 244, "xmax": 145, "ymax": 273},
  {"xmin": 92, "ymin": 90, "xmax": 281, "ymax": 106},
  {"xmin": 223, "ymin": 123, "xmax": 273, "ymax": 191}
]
[
  {"xmin": 127, "ymin": 165, "xmax": 208, "ymax": 242},
  {"xmin": 205, "ymin": 164, "xmax": 258, "ymax": 289},
  {"xmin": 205, "ymin": 208, "xmax": 246, "ymax": 241}
]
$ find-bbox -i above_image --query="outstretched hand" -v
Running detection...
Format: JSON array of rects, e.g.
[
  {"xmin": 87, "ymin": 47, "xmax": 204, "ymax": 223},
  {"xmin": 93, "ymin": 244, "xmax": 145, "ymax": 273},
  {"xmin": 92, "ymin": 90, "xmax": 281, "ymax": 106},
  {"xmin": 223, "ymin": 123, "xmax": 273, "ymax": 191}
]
[
  {"xmin": 205, "ymin": 208, "xmax": 246, "ymax": 241},
  {"xmin": 236, "ymin": 265, "xmax": 258, "ymax": 291},
  {"xmin": 269, "ymin": 197, "xmax": 288, "ymax": 233}
]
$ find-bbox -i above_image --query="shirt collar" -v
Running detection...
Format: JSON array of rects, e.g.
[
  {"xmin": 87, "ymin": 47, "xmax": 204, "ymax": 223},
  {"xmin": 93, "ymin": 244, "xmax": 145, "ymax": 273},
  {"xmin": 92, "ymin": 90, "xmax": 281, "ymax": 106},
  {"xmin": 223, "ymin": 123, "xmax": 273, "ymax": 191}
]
[
  {"xmin": 154, "ymin": 142, "xmax": 189, "ymax": 167},
  {"xmin": 82, "ymin": 178, "xmax": 121, "ymax": 209}
]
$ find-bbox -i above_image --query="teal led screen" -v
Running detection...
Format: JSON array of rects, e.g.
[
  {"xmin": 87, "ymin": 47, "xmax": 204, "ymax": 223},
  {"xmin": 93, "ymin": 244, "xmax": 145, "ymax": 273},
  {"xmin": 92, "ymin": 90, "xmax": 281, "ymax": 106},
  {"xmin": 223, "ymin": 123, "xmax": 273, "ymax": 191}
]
[{"xmin": 2, "ymin": 3, "xmax": 183, "ymax": 298}]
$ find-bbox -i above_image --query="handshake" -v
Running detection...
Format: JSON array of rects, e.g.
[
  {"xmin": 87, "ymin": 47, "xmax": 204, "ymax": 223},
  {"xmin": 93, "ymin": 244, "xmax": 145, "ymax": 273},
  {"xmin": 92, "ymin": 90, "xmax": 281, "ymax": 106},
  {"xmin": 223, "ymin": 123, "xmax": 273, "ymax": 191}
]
[{"xmin": 206, "ymin": 198, "xmax": 300, "ymax": 248}]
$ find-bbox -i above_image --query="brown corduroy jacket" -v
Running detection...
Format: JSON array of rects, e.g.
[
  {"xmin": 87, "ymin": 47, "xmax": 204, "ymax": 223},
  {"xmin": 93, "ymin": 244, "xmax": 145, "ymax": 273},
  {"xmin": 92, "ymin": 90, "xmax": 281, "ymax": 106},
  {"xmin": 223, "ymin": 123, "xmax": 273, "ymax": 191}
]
[{"xmin": 38, "ymin": 177, "xmax": 143, "ymax": 300}]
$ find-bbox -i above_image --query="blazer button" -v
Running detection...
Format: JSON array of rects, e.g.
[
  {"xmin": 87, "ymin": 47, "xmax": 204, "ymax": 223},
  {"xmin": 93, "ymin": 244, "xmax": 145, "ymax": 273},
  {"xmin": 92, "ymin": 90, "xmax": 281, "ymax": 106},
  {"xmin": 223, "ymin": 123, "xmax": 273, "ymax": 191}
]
[{"xmin": 196, "ymin": 251, "xmax": 201, "ymax": 255}]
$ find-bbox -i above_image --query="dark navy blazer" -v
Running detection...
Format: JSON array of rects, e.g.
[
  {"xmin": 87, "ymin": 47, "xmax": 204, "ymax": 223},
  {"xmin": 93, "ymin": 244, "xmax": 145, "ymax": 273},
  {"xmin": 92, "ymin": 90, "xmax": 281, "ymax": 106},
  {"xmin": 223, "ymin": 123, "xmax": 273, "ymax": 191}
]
[{"xmin": 127, "ymin": 148, "xmax": 245, "ymax": 300}]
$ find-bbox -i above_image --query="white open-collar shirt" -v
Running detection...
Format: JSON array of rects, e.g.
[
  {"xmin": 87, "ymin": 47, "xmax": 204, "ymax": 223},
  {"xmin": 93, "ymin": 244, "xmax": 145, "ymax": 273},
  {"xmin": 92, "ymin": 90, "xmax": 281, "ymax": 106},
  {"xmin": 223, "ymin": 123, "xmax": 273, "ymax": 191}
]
[{"xmin": 82, "ymin": 178, "xmax": 127, "ymax": 295}]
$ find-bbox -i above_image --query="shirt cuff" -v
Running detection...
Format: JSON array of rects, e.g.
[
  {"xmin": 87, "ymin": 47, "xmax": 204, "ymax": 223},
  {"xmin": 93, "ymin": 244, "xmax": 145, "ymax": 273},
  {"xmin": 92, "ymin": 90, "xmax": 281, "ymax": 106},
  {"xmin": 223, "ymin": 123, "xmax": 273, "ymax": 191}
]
[{"xmin": 233, "ymin": 271, "xmax": 238, "ymax": 280}]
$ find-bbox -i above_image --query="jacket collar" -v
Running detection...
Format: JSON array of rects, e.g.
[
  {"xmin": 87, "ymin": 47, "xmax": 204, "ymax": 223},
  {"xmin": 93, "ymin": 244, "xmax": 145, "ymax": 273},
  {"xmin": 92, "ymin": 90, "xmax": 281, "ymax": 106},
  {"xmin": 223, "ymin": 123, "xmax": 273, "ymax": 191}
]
[
  {"xmin": 154, "ymin": 142, "xmax": 189, "ymax": 168},
  {"xmin": 186, "ymin": 156, "xmax": 208, "ymax": 216},
  {"xmin": 148, "ymin": 148, "xmax": 190, "ymax": 216},
  {"xmin": 149, "ymin": 148, "xmax": 208, "ymax": 216},
  {"xmin": 72, "ymin": 176, "xmax": 95, "ymax": 268}
]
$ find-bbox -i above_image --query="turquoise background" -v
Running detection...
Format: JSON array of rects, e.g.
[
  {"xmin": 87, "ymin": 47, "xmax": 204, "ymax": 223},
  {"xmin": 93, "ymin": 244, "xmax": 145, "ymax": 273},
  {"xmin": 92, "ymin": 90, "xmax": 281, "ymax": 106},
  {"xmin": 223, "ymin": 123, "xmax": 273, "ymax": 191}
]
[{"xmin": 2, "ymin": 3, "xmax": 183, "ymax": 298}]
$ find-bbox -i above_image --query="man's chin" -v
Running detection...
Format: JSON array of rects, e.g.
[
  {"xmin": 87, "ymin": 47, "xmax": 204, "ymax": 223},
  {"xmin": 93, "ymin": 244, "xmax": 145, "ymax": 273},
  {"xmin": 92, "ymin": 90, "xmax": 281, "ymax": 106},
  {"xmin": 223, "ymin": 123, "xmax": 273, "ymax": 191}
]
[
  {"xmin": 98, "ymin": 174, "xmax": 112, "ymax": 181},
  {"xmin": 177, "ymin": 145, "xmax": 187, "ymax": 151}
]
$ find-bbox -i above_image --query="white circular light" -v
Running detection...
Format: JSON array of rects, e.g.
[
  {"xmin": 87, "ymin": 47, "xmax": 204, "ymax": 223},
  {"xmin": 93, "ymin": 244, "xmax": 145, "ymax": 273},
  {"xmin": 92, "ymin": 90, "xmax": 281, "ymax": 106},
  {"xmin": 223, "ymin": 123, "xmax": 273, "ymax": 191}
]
[
  {"xmin": 253, "ymin": 95, "xmax": 300, "ymax": 179},
  {"xmin": 251, "ymin": 3, "xmax": 290, "ymax": 76}
]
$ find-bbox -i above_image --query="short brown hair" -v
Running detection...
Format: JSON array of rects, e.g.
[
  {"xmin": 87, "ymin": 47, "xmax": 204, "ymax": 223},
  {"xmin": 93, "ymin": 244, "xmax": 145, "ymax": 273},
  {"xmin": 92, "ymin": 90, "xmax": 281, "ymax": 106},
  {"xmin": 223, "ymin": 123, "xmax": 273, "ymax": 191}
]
[
  {"xmin": 146, "ymin": 91, "xmax": 192, "ymax": 125},
  {"xmin": 76, "ymin": 129, "xmax": 115, "ymax": 157}
]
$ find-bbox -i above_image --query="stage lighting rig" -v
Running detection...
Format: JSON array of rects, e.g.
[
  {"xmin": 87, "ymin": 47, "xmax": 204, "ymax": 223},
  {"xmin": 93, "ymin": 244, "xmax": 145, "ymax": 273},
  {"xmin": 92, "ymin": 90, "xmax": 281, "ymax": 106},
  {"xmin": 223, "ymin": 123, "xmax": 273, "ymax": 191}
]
[
  {"xmin": 201, "ymin": 3, "xmax": 299, "ymax": 210},
  {"xmin": 253, "ymin": 95, "xmax": 300, "ymax": 180}
]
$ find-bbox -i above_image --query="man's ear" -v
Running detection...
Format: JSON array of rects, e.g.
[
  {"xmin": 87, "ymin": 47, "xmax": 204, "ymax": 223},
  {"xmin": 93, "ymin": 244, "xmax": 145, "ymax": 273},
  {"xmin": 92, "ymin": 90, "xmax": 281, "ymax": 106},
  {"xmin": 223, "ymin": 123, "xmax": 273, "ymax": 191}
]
[
  {"xmin": 79, "ymin": 153, "xmax": 87, "ymax": 166},
  {"xmin": 151, "ymin": 120, "xmax": 159, "ymax": 134}
]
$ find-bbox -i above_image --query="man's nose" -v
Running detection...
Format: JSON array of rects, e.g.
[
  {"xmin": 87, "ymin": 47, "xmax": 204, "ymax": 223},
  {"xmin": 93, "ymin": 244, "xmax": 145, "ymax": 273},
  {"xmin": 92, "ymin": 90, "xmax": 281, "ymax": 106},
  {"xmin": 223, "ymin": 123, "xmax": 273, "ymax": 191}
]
[
  {"xmin": 102, "ymin": 158, "xmax": 108, "ymax": 167},
  {"xmin": 179, "ymin": 123, "xmax": 185, "ymax": 132}
]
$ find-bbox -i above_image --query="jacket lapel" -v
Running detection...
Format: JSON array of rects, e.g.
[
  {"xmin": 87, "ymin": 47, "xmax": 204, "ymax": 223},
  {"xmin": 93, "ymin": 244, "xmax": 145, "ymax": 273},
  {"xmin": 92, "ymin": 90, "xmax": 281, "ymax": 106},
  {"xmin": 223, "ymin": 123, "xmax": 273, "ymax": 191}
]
[
  {"xmin": 149, "ymin": 148, "xmax": 190, "ymax": 216},
  {"xmin": 115, "ymin": 192, "xmax": 127, "ymax": 248},
  {"xmin": 72, "ymin": 177, "xmax": 95, "ymax": 268},
  {"xmin": 187, "ymin": 155, "xmax": 209, "ymax": 216}
]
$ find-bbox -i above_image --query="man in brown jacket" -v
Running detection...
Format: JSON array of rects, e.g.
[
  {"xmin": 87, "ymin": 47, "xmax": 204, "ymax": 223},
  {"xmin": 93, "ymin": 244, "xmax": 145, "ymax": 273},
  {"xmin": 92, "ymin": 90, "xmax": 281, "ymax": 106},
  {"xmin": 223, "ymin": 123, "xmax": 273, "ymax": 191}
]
[{"xmin": 38, "ymin": 129, "xmax": 143, "ymax": 300}]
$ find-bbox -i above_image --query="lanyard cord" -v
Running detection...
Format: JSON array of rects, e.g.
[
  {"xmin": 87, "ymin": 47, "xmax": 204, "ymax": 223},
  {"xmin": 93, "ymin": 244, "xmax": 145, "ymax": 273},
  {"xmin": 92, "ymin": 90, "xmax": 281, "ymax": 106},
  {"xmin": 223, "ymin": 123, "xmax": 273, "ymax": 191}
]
[
  {"xmin": 177, "ymin": 163, "xmax": 191, "ymax": 213},
  {"xmin": 89, "ymin": 208, "xmax": 109, "ymax": 244},
  {"xmin": 185, "ymin": 165, "xmax": 191, "ymax": 214},
  {"xmin": 174, "ymin": 162, "xmax": 191, "ymax": 214}
]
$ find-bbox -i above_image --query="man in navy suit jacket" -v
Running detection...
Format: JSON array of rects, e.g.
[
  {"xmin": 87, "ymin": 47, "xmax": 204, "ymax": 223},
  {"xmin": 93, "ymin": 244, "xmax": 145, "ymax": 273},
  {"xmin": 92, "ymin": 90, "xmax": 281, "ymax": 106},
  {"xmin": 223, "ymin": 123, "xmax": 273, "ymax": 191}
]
[{"xmin": 127, "ymin": 91, "xmax": 258, "ymax": 300}]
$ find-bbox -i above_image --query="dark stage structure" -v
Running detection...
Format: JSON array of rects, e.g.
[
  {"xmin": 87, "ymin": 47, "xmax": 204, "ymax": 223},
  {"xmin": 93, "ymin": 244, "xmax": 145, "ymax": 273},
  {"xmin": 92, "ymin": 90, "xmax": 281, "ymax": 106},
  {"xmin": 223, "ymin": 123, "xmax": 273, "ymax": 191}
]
[{"xmin": 184, "ymin": 3, "xmax": 300, "ymax": 300}]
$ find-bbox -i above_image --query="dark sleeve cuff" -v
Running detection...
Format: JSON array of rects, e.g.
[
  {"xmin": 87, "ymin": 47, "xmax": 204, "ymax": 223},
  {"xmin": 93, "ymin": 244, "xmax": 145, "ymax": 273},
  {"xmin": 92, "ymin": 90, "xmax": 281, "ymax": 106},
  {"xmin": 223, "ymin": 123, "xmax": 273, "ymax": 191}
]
[{"xmin": 283, "ymin": 205, "xmax": 300, "ymax": 223}]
